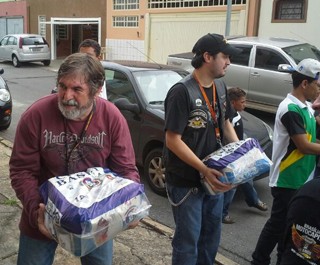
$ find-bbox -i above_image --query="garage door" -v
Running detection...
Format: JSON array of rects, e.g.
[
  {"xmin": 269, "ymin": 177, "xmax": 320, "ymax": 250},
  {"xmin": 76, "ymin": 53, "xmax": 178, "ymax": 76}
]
[
  {"xmin": 0, "ymin": 17, "xmax": 23, "ymax": 39},
  {"xmin": 148, "ymin": 11, "xmax": 246, "ymax": 64}
]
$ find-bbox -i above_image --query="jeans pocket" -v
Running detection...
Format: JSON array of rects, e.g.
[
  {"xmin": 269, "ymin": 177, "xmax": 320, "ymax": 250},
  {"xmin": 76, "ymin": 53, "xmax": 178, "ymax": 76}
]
[{"xmin": 166, "ymin": 183, "xmax": 195, "ymax": 207}]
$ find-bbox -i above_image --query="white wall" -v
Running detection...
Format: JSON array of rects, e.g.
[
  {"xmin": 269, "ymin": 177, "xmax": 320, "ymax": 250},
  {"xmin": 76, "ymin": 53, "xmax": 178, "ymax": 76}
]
[
  {"xmin": 105, "ymin": 9, "xmax": 247, "ymax": 64},
  {"xmin": 258, "ymin": 1, "xmax": 320, "ymax": 48},
  {"xmin": 106, "ymin": 39, "xmax": 146, "ymax": 61},
  {"xmin": 147, "ymin": 11, "xmax": 247, "ymax": 64}
]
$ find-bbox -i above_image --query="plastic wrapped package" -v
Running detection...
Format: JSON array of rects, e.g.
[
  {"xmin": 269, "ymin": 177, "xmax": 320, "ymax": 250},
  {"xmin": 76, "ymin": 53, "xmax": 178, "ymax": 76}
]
[
  {"xmin": 202, "ymin": 138, "xmax": 272, "ymax": 186},
  {"xmin": 39, "ymin": 167, "xmax": 151, "ymax": 257}
]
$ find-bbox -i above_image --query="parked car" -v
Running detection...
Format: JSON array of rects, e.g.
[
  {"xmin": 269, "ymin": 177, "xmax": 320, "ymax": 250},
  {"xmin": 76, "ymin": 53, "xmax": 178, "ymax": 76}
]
[
  {"xmin": 167, "ymin": 36, "xmax": 320, "ymax": 113},
  {"xmin": 0, "ymin": 68, "xmax": 12, "ymax": 130},
  {"xmin": 102, "ymin": 60, "xmax": 273, "ymax": 196},
  {"xmin": 0, "ymin": 34, "xmax": 51, "ymax": 67}
]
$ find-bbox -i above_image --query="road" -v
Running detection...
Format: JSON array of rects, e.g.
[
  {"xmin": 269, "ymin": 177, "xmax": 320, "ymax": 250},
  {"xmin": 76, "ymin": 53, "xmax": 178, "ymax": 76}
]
[{"xmin": 0, "ymin": 61, "xmax": 278, "ymax": 264}]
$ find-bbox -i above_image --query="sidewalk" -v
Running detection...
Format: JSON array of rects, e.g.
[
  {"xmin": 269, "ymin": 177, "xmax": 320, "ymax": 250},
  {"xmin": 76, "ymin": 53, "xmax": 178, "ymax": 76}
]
[{"xmin": 0, "ymin": 61, "xmax": 239, "ymax": 265}]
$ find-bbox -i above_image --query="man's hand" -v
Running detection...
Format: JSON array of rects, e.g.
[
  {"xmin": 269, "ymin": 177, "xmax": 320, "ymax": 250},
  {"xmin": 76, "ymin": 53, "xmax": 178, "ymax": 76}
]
[
  {"xmin": 127, "ymin": 220, "xmax": 140, "ymax": 229},
  {"xmin": 202, "ymin": 167, "xmax": 232, "ymax": 193},
  {"xmin": 37, "ymin": 203, "xmax": 53, "ymax": 239}
]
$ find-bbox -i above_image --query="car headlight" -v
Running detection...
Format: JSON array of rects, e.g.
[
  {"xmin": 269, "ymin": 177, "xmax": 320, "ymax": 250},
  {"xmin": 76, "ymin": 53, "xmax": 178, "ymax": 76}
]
[{"xmin": 0, "ymin": 88, "xmax": 11, "ymax": 102}]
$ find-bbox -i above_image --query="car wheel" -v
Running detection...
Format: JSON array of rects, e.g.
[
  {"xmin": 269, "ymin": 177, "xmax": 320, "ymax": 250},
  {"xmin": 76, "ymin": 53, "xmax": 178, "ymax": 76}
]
[
  {"xmin": 144, "ymin": 148, "xmax": 166, "ymax": 197},
  {"xmin": 12, "ymin": 55, "xmax": 21, "ymax": 68},
  {"xmin": 43, "ymin": 60, "xmax": 51, "ymax": 66},
  {"xmin": 0, "ymin": 118, "xmax": 11, "ymax": 131}
]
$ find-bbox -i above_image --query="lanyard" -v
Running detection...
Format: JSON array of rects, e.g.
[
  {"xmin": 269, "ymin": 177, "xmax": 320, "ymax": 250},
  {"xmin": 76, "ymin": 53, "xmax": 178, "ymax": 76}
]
[
  {"xmin": 64, "ymin": 106, "xmax": 94, "ymax": 174},
  {"xmin": 193, "ymin": 73, "xmax": 221, "ymax": 143}
]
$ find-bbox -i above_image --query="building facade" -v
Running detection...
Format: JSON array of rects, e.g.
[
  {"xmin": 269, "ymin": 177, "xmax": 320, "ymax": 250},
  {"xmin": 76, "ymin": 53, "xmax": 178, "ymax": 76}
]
[
  {"xmin": 1, "ymin": 0, "xmax": 317, "ymax": 62},
  {"xmin": 0, "ymin": 0, "xmax": 106, "ymax": 59},
  {"xmin": 258, "ymin": 0, "xmax": 319, "ymax": 49},
  {"xmin": 0, "ymin": 1, "xmax": 27, "ymax": 38},
  {"xmin": 106, "ymin": 0, "xmax": 258, "ymax": 64}
]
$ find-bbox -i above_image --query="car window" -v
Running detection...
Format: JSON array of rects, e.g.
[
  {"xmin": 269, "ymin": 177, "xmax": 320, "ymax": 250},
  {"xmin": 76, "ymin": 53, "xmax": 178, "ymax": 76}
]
[
  {"xmin": 22, "ymin": 37, "xmax": 46, "ymax": 45},
  {"xmin": 105, "ymin": 70, "xmax": 137, "ymax": 104},
  {"xmin": 230, "ymin": 45, "xmax": 252, "ymax": 66},
  {"xmin": 133, "ymin": 70, "xmax": 184, "ymax": 104},
  {"xmin": 0, "ymin": 37, "xmax": 9, "ymax": 46},
  {"xmin": 255, "ymin": 48, "xmax": 288, "ymax": 71},
  {"xmin": 283, "ymin": 43, "xmax": 320, "ymax": 64},
  {"xmin": 7, "ymin": 37, "xmax": 15, "ymax": 45}
]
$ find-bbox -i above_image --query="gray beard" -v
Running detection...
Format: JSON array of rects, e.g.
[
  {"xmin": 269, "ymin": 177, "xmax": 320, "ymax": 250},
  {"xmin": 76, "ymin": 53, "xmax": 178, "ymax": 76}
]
[{"xmin": 58, "ymin": 99, "xmax": 94, "ymax": 120}]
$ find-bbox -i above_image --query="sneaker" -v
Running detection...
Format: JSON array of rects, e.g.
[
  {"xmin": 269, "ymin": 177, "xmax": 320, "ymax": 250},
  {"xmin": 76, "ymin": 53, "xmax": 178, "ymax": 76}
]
[
  {"xmin": 222, "ymin": 215, "xmax": 235, "ymax": 224},
  {"xmin": 252, "ymin": 200, "xmax": 268, "ymax": 211}
]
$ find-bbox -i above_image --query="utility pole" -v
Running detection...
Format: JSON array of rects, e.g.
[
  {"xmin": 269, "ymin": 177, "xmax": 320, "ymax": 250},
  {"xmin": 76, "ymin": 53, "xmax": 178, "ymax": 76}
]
[{"xmin": 225, "ymin": 0, "xmax": 232, "ymax": 37}]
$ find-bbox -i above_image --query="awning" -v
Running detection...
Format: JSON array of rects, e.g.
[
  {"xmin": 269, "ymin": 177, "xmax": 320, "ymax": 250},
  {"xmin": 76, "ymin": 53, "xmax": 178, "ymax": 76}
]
[{"xmin": 39, "ymin": 17, "xmax": 101, "ymax": 60}]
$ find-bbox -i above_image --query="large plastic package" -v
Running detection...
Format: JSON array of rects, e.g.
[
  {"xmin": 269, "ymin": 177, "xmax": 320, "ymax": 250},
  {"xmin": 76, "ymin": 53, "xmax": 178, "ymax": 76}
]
[
  {"xmin": 202, "ymin": 138, "xmax": 272, "ymax": 186},
  {"xmin": 39, "ymin": 167, "xmax": 151, "ymax": 257}
]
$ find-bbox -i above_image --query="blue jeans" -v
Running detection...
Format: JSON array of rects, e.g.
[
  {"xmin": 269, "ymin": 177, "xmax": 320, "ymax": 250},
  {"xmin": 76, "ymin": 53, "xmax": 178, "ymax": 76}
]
[
  {"xmin": 18, "ymin": 233, "xmax": 113, "ymax": 265},
  {"xmin": 223, "ymin": 188, "xmax": 236, "ymax": 218},
  {"xmin": 223, "ymin": 180, "xmax": 260, "ymax": 217},
  {"xmin": 240, "ymin": 180, "xmax": 260, "ymax": 207},
  {"xmin": 166, "ymin": 183, "xmax": 223, "ymax": 265}
]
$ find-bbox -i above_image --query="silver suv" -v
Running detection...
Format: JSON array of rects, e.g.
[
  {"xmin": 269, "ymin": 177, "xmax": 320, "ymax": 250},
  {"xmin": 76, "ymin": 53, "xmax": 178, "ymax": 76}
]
[
  {"xmin": 0, "ymin": 34, "xmax": 51, "ymax": 67},
  {"xmin": 167, "ymin": 36, "xmax": 320, "ymax": 113},
  {"xmin": 225, "ymin": 36, "xmax": 320, "ymax": 113}
]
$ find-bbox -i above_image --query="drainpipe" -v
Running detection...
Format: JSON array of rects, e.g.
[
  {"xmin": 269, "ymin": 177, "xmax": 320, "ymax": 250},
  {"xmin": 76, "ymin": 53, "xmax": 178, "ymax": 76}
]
[{"xmin": 225, "ymin": 0, "xmax": 232, "ymax": 37}]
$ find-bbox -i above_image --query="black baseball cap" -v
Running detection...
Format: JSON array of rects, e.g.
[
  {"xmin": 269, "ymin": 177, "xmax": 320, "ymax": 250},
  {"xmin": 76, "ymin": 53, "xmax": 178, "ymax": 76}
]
[{"xmin": 192, "ymin": 33, "xmax": 241, "ymax": 56}]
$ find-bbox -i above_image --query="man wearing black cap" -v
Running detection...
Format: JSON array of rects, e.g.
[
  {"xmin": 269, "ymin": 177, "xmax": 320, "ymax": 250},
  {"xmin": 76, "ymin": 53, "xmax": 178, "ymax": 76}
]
[{"xmin": 163, "ymin": 33, "xmax": 240, "ymax": 265}]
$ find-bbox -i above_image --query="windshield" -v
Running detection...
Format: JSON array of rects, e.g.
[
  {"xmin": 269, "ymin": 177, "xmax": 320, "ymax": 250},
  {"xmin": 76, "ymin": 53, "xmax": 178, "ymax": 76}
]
[
  {"xmin": 283, "ymin": 43, "xmax": 320, "ymax": 64},
  {"xmin": 133, "ymin": 70, "xmax": 185, "ymax": 104}
]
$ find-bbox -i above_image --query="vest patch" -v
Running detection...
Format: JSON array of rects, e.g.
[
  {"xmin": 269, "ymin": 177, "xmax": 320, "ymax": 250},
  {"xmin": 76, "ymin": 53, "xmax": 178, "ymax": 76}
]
[
  {"xmin": 195, "ymin": 98, "xmax": 202, "ymax": 106},
  {"xmin": 188, "ymin": 109, "xmax": 207, "ymax": 129}
]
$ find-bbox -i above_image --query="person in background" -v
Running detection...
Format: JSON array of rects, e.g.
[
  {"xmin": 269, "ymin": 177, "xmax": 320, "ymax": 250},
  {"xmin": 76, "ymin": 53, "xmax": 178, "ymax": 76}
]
[
  {"xmin": 10, "ymin": 53, "xmax": 139, "ymax": 265},
  {"xmin": 222, "ymin": 87, "xmax": 268, "ymax": 224},
  {"xmin": 251, "ymin": 58, "xmax": 320, "ymax": 265},
  {"xmin": 78, "ymin": 39, "xmax": 107, "ymax": 99},
  {"xmin": 163, "ymin": 33, "xmax": 240, "ymax": 265},
  {"xmin": 279, "ymin": 177, "xmax": 320, "ymax": 265}
]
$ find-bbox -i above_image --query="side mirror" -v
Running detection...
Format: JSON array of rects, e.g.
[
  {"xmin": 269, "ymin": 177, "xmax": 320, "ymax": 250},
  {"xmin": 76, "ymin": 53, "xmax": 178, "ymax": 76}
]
[
  {"xmin": 0, "ymin": 69, "xmax": 4, "ymax": 75},
  {"xmin": 278, "ymin": 64, "xmax": 294, "ymax": 73},
  {"xmin": 113, "ymin": 98, "xmax": 140, "ymax": 114}
]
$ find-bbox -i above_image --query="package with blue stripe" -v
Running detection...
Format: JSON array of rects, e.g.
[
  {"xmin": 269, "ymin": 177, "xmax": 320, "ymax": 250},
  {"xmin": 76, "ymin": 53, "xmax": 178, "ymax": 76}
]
[
  {"xmin": 202, "ymin": 138, "xmax": 272, "ymax": 187},
  {"xmin": 39, "ymin": 167, "xmax": 151, "ymax": 257}
]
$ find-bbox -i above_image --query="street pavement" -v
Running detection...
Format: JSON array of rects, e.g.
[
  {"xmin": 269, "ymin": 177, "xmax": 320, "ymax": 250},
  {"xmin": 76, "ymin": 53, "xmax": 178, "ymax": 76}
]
[{"xmin": 0, "ymin": 58, "xmax": 239, "ymax": 264}]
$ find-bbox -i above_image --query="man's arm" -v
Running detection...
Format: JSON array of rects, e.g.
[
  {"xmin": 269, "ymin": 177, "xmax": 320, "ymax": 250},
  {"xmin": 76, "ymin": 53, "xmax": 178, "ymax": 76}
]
[
  {"xmin": 10, "ymin": 114, "xmax": 43, "ymax": 231},
  {"xmin": 165, "ymin": 130, "xmax": 231, "ymax": 192},
  {"xmin": 291, "ymin": 134, "xmax": 320, "ymax": 154},
  {"xmin": 108, "ymin": 112, "xmax": 140, "ymax": 183},
  {"xmin": 223, "ymin": 119, "xmax": 239, "ymax": 143}
]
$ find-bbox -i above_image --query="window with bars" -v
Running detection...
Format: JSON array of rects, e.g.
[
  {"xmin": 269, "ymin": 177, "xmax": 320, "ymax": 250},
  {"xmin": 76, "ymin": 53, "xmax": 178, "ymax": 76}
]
[
  {"xmin": 273, "ymin": 0, "xmax": 307, "ymax": 22},
  {"xmin": 114, "ymin": 0, "xmax": 139, "ymax": 10},
  {"xmin": 113, "ymin": 16, "xmax": 139, "ymax": 27},
  {"xmin": 147, "ymin": 0, "xmax": 246, "ymax": 9},
  {"xmin": 56, "ymin": 25, "xmax": 68, "ymax": 40},
  {"xmin": 38, "ymin": 16, "xmax": 46, "ymax": 38}
]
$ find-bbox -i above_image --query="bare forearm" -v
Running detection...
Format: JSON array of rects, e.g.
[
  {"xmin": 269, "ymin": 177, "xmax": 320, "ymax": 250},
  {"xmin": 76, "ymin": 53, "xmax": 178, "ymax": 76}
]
[{"xmin": 223, "ymin": 119, "xmax": 239, "ymax": 143}]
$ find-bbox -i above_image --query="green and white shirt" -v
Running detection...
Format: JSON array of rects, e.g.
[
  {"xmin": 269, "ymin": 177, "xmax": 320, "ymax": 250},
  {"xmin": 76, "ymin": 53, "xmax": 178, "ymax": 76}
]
[{"xmin": 269, "ymin": 93, "xmax": 316, "ymax": 189}]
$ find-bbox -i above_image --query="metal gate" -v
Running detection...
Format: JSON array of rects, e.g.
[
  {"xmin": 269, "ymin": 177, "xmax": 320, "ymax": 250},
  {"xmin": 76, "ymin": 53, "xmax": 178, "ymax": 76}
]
[{"xmin": 0, "ymin": 17, "xmax": 23, "ymax": 39}]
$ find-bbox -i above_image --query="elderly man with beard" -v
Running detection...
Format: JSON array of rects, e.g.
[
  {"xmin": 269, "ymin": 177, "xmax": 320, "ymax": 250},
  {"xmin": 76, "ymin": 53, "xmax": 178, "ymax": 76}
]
[{"xmin": 9, "ymin": 53, "xmax": 139, "ymax": 265}]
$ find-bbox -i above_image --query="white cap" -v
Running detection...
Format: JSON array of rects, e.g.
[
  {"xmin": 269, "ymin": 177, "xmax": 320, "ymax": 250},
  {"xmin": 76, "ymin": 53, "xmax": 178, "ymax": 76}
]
[{"xmin": 296, "ymin": 58, "xmax": 320, "ymax": 80}]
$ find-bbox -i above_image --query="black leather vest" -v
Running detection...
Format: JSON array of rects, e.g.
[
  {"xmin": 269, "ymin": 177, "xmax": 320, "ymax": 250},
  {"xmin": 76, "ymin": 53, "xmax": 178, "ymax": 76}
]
[{"xmin": 164, "ymin": 74, "xmax": 228, "ymax": 187}]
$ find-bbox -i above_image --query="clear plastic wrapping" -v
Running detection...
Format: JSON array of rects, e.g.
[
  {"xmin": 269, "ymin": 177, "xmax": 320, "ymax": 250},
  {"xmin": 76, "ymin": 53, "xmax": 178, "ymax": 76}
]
[
  {"xmin": 202, "ymin": 138, "xmax": 272, "ymax": 186},
  {"xmin": 40, "ymin": 167, "xmax": 151, "ymax": 256}
]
